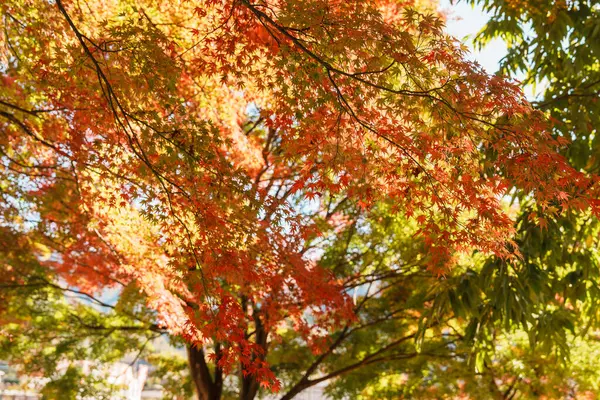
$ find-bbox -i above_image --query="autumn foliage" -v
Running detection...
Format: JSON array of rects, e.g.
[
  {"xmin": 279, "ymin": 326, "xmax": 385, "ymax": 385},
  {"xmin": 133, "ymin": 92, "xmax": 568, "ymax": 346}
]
[{"xmin": 0, "ymin": 0, "xmax": 598, "ymax": 390}]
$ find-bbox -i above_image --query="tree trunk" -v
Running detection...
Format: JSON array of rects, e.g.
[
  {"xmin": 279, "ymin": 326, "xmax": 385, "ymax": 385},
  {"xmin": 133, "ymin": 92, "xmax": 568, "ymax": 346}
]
[
  {"xmin": 237, "ymin": 299, "xmax": 269, "ymax": 400},
  {"xmin": 240, "ymin": 374, "xmax": 260, "ymax": 400},
  {"xmin": 187, "ymin": 344, "xmax": 223, "ymax": 400}
]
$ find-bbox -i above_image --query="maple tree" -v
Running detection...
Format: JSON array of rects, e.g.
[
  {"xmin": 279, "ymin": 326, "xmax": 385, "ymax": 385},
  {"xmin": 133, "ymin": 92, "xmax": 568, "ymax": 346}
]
[{"xmin": 1, "ymin": 0, "xmax": 600, "ymax": 398}]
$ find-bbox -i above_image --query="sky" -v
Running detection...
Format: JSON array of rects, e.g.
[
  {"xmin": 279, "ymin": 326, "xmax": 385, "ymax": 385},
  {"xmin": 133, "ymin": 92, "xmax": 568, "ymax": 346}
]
[
  {"xmin": 439, "ymin": 0, "xmax": 546, "ymax": 100},
  {"xmin": 438, "ymin": 0, "xmax": 508, "ymax": 73}
]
